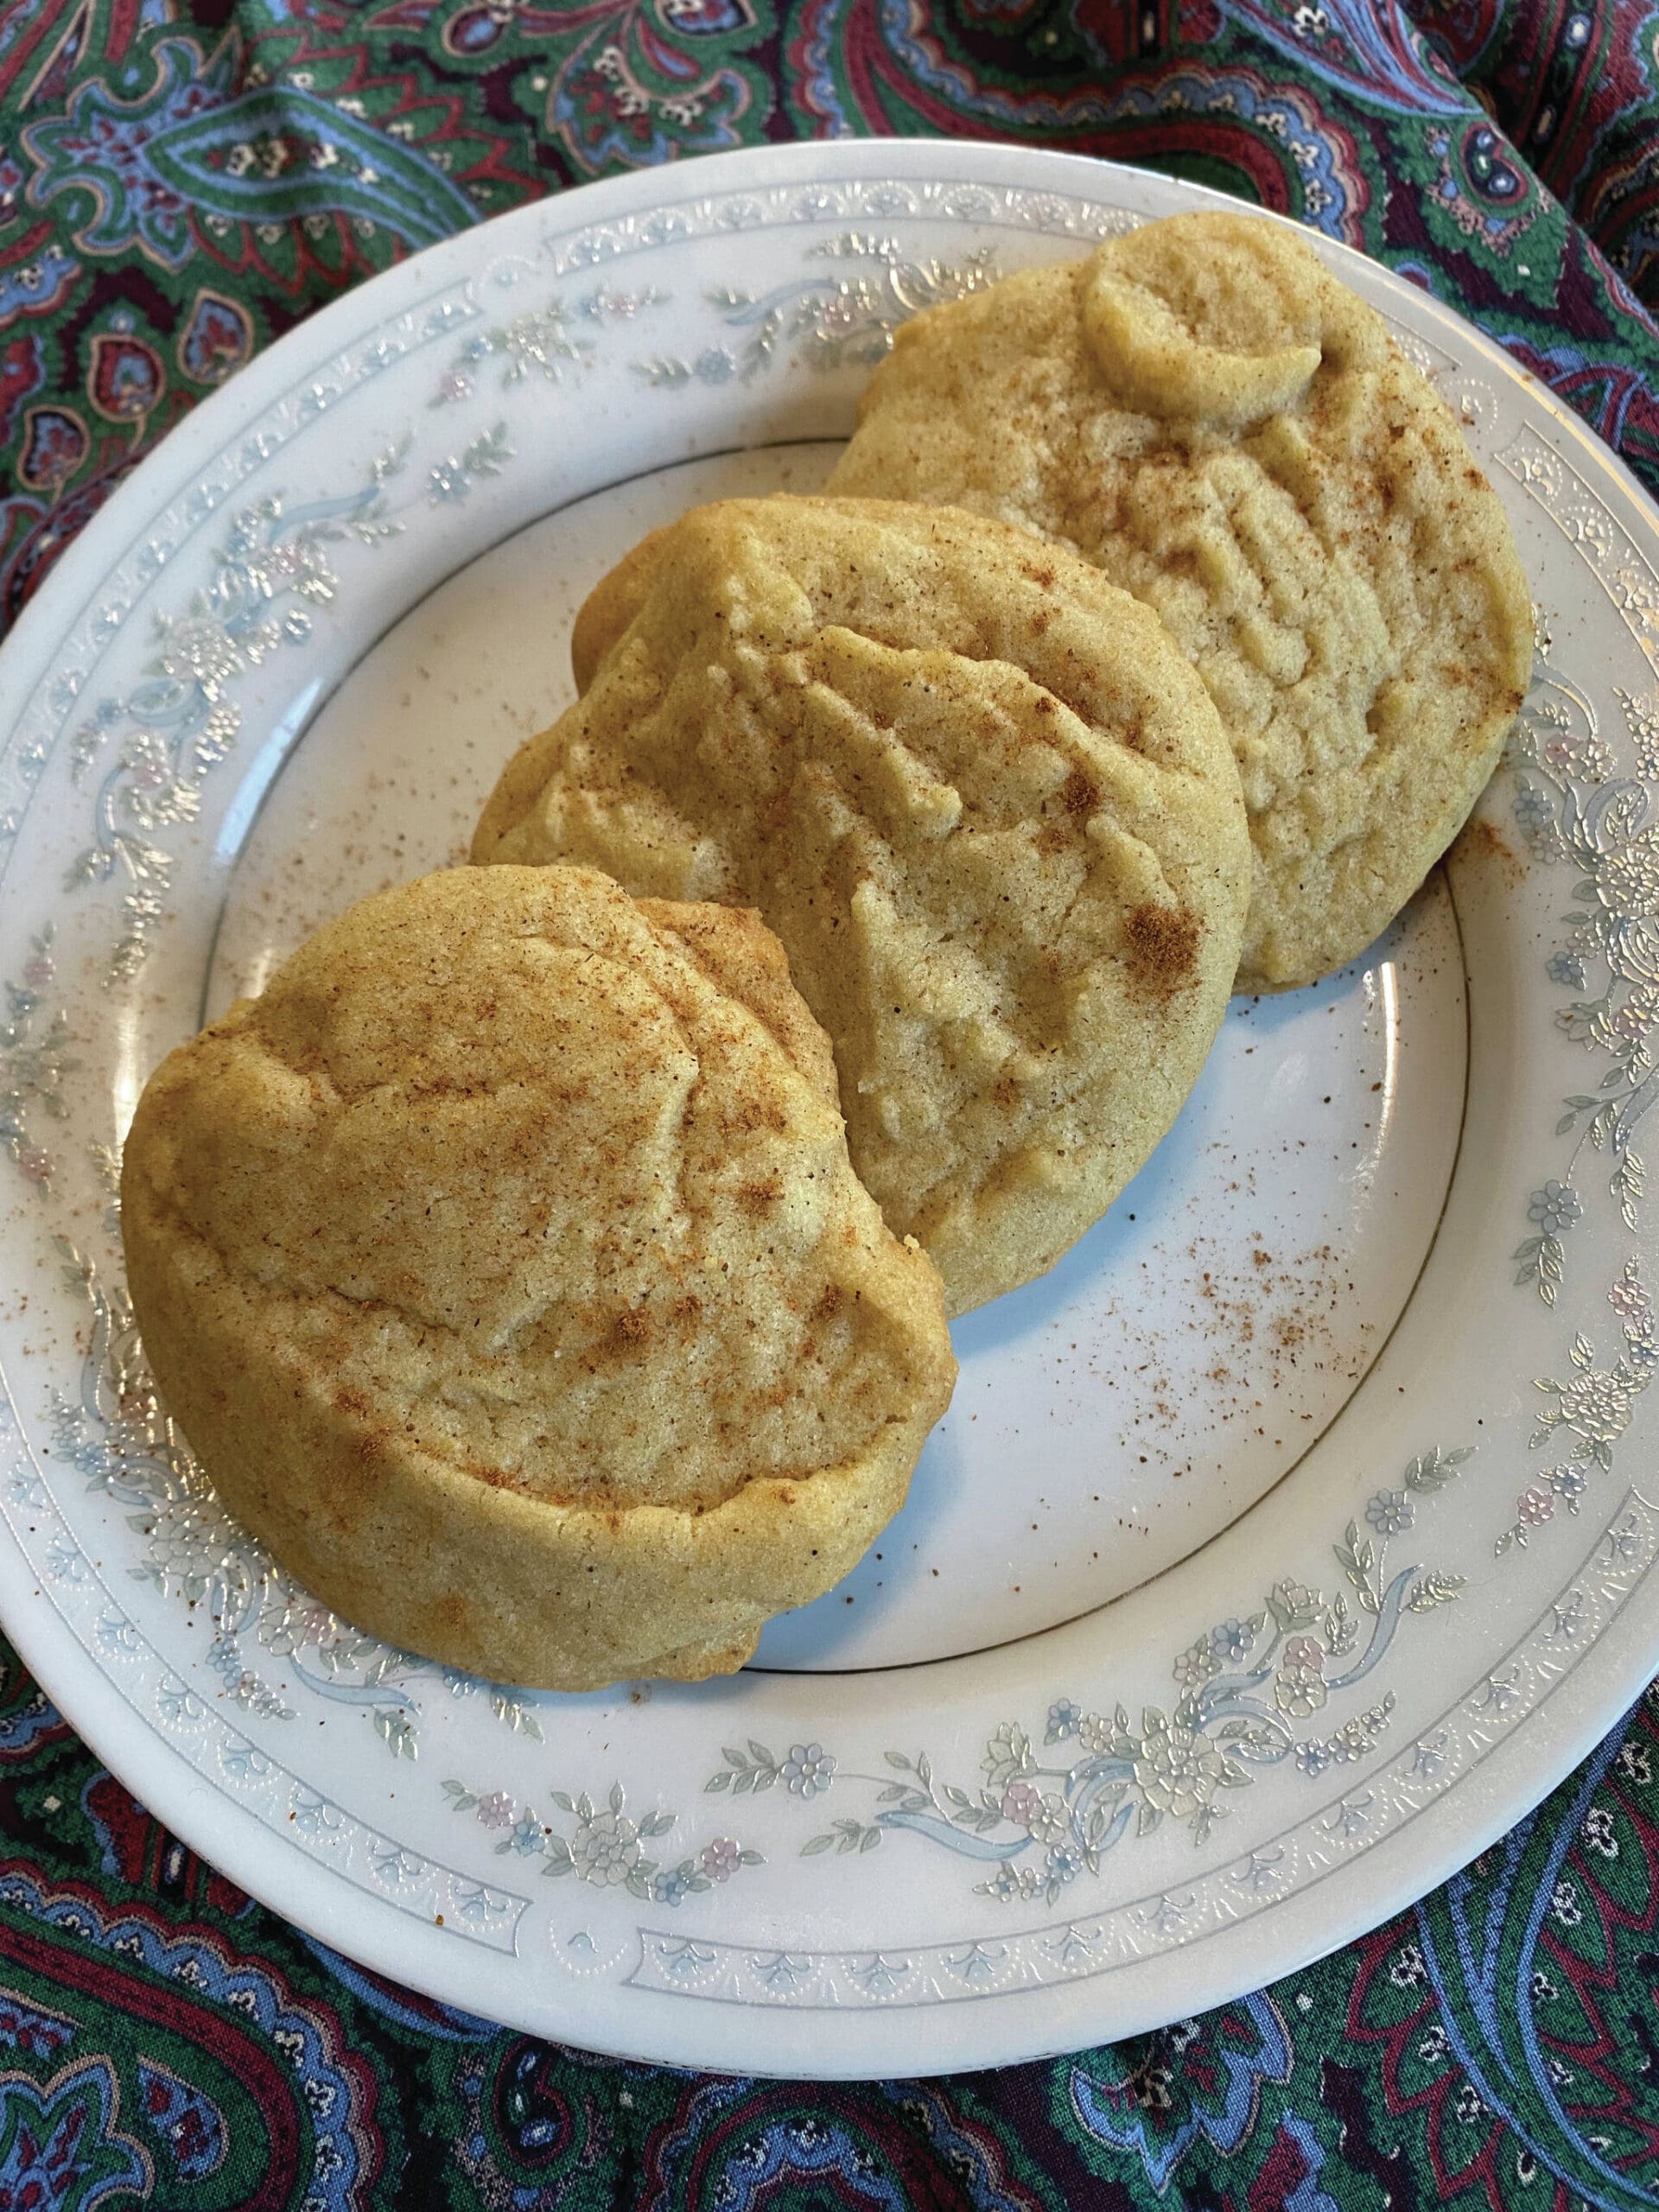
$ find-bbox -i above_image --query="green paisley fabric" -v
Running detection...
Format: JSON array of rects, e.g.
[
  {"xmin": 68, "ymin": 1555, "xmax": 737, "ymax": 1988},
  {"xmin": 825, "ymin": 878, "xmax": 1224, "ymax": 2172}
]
[{"xmin": 2, "ymin": 2, "xmax": 1658, "ymax": 2204}]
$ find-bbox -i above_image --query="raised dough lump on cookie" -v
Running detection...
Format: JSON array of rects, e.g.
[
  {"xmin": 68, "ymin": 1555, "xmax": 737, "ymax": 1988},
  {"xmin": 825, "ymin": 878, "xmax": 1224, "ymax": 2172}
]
[
  {"xmin": 823, "ymin": 209, "xmax": 1535, "ymax": 992},
  {"xmin": 475, "ymin": 495, "xmax": 1251, "ymax": 1313},
  {"xmin": 120, "ymin": 865, "xmax": 956, "ymax": 1691}
]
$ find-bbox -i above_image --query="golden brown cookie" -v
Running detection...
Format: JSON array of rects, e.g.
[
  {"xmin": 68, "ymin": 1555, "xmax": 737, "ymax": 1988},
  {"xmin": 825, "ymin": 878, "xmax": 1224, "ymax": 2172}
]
[
  {"xmin": 474, "ymin": 496, "xmax": 1250, "ymax": 1313},
  {"xmin": 121, "ymin": 865, "xmax": 956, "ymax": 1691},
  {"xmin": 824, "ymin": 209, "xmax": 1535, "ymax": 991},
  {"xmin": 570, "ymin": 520, "xmax": 673, "ymax": 694}
]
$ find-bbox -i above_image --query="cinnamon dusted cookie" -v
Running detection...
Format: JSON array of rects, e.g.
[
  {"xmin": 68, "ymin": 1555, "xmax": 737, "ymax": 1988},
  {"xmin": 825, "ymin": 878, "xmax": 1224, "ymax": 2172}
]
[
  {"xmin": 474, "ymin": 495, "xmax": 1250, "ymax": 1312},
  {"xmin": 824, "ymin": 209, "xmax": 1535, "ymax": 991},
  {"xmin": 121, "ymin": 865, "xmax": 956, "ymax": 1691}
]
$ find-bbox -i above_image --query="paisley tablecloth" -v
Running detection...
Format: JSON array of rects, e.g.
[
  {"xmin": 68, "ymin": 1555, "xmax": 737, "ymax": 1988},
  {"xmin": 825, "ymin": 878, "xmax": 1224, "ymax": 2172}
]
[{"xmin": 2, "ymin": 2, "xmax": 1657, "ymax": 2203}]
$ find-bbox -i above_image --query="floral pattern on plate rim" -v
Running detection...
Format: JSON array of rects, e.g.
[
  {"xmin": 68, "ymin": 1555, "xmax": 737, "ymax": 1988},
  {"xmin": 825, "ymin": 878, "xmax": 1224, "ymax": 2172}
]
[
  {"xmin": 689, "ymin": 1454, "xmax": 1472, "ymax": 1904},
  {"xmin": 630, "ymin": 230, "xmax": 997, "ymax": 387},
  {"xmin": 442, "ymin": 1777, "xmax": 763, "ymax": 1910}
]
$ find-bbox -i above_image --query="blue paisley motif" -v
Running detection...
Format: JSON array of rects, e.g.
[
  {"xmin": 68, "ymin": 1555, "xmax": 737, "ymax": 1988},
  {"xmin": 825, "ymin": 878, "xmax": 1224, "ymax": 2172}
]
[
  {"xmin": 1414, "ymin": 1719, "xmax": 1655, "ymax": 2210},
  {"xmin": 22, "ymin": 36, "xmax": 477, "ymax": 269},
  {"xmin": 0, "ymin": 1683, "xmax": 62, "ymax": 1765},
  {"xmin": 0, "ymin": 2057, "xmax": 152, "ymax": 2209},
  {"xmin": 876, "ymin": 2084, "xmax": 1048, "ymax": 2209},
  {"xmin": 297, "ymin": 1938, "xmax": 497, "ymax": 2044},
  {"xmin": 134, "ymin": 2058, "xmax": 226, "ymax": 2183},
  {"xmin": 1065, "ymin": 1993, "xmax": 1294, "ymax": 2190},
  {"xmin": 1276, "ymin": 2114, "xmax": 1345, "ymax": 2211},
  {"xmin": 640, "ymin": 2078, "xmax": 979, "ymax": 2209},
  {"xmin": 550, "ymin": 33, "xmax": 754, "ymax": 175},
  {"xmin": 0, "ymin": 247, "xmax": 79, "ymax": 329},
  {"xmin": 144, "ymin": 85, "xmax": 479, "ymax": 251},
  {"xmin": 850, "ymin": 25, "xmax": 1367, "ymax": 234},
  {"xmin": 1218, "ymin": 0, "xmax": 1470, "ymax": 117},
  {"xmin": 671, "ymin": 0, "xmax": 760, "ymax": 31},
  {"xmin": 22, "ymin": 39, "xmax": 238, "ymax": 270},
  {"xmin": 0, "ymin": 1995, "xmax": 74, "ymax": 2061},
  {"xmin": 793, "ymin": 0, "xmax": 856, "ymax": 130},
  {"xmin": 0, "ymin": 1866, "xmax": 372, "ymax": 2199},
  {"xmin": 685, "ymin": 2113, "xmax": 910, "ymax": 2207}
]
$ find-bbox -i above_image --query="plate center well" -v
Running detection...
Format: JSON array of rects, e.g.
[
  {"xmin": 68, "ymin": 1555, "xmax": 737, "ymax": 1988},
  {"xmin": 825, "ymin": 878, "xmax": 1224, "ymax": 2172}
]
[{"xmin": 204, "ymin": 443, "xmax": 1469, "ymax": 1672}]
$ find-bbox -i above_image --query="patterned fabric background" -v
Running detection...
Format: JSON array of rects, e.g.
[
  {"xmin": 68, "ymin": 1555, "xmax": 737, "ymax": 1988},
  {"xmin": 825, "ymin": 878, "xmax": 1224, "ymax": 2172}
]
[{"xmin": 1, "ymin": 0, "xmax": 1657, "ymax": 2203}]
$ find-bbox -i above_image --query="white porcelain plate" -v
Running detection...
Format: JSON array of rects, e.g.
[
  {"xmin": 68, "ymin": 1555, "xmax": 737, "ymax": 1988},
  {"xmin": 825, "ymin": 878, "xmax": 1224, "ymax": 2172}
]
[{"xmin": 3, "ymin": 142, "xmax": 1657, "ymax": 2078}]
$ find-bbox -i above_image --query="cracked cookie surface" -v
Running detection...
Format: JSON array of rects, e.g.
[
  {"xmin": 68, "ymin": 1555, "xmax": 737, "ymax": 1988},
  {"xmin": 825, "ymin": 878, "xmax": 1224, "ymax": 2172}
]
[
  {"xmin": 474, "ymin": 496, "xmax": 1250, "ymax": 1313},
  {"xmin": 823, "ymin": 210, "xmax": 1535, "ymax": 991},
  {"xmin": 120, "ymin": 864, "xmax": 955, "ymax": 1689}
]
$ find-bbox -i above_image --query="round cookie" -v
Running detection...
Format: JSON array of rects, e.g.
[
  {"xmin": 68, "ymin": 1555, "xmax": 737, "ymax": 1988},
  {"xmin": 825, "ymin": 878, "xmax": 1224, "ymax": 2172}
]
[
  {"xmin": 120, "ymin": 865, "xmax": 956, "ymax": 1691},
  {"xmin": 474, "ymin": 496, "xmax": 1251, "ymax": 1313},
  {"xmin": 823, "ymin": 209, "xmax": 1535, "ymax": 992}
]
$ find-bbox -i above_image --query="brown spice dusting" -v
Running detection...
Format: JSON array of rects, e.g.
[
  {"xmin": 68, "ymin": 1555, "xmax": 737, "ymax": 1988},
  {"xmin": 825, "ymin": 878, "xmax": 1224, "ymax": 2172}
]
[
  {"xmin": 724, "ymin": 1096, "xmax": 788, "ymax": 1135},
  {"xmin": 1061, "ymin": 767, "xmax": 1098, "ymax": 817},
  {"xmin": 811, "ymin": 1283, "xmax": 844, "ymax": 1324},
  {"xmin": 1123, "ymin": 902, "xmax": 1200, "ymax": 995},
  {"xmin": 1452, "ymin": 814, "xmax": 1526, "ymax": 887},
  {"xmin": 613, "ymin": 1308, "xmax": 653, "ymax": 1345}
]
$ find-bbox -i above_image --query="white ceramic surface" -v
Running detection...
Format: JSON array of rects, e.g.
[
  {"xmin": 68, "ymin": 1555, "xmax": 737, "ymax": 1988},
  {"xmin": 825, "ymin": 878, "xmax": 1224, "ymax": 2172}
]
[{"xmin": 1, "ymin": 140, "xmax": 1656, "ymax": 2076}]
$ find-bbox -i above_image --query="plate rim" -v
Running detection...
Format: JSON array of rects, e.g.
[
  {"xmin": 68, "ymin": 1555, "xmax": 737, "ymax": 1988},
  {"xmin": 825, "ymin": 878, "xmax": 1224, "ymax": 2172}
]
[{"xmin": 1, "ymin": 137, "xmax": 1656, "ymax": 2075}]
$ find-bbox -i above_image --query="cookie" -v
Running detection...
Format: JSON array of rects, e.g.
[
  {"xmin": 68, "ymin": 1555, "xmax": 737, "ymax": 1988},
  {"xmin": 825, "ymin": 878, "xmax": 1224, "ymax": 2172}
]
[
  {"xmin": 824, "ymin": 209, "xmax": 1535, "ymax": 990},
  {"xmin": 571, "ymin": 520, "xmax": 674, "ymax": 694},
  {"xmin": 120, "ymin": 865, "xmax": 956, "ymax": 1691},
  {"xmin": 474, "ymin": 496, "xmax": 1250, "ymax": 1312}
]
